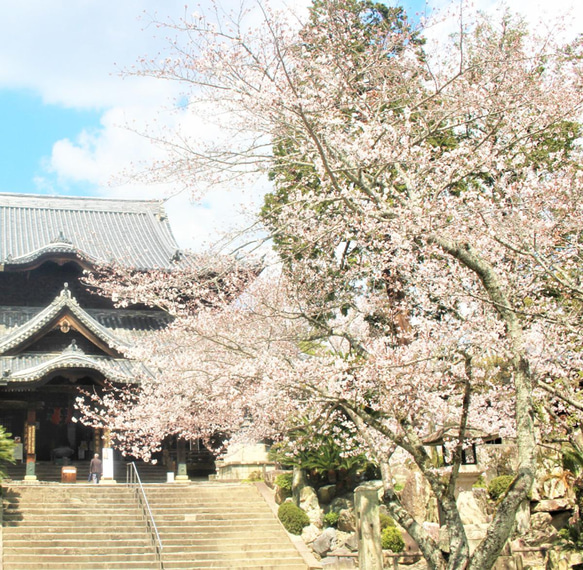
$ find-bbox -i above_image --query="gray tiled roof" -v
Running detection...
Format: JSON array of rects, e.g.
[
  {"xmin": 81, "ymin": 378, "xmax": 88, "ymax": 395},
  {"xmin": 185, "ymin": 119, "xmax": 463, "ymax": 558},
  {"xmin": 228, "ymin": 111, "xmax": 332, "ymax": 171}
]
[{"xmin": 0, "ymin": 193, "xmax": 182, "ymax": 269}]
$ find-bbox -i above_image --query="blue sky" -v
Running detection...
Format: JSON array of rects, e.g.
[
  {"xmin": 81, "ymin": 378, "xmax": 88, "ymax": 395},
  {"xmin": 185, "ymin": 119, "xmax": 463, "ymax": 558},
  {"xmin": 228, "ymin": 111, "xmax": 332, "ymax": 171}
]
[
  {"xmin": 0, "ymin": 91, "xmax": 100, "ymax": 194},
  {"xmin": 0, "ymin": 0, "xmax": 579, "ymax": 249}
]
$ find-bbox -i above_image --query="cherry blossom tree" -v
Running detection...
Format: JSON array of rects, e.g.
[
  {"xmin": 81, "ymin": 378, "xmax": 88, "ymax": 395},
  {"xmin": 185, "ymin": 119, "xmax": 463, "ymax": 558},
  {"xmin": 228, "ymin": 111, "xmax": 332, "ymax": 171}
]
[{"xmin": 82, "ymin": 2, "xmax": 583, "ymax": 569}]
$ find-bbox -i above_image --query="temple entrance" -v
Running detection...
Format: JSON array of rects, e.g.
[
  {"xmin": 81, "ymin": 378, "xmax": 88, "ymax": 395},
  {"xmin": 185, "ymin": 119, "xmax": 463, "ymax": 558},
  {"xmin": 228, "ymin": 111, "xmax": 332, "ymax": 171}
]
[{"xmin": 0, "ymin": 372, "xmax": 104, "ymax": 476}]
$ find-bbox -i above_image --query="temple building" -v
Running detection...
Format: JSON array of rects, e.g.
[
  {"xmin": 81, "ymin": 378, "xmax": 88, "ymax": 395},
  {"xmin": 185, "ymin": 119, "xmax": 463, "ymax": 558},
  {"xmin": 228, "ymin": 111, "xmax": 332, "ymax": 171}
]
[{"xmin": 0, "ymin": 192, "xmax": 180, "ymax": 480}]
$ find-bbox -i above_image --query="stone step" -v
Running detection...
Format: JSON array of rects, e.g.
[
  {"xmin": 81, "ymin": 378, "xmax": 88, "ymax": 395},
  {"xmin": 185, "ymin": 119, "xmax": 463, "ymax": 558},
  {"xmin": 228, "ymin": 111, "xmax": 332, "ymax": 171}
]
[
  {"xmin": 3, "ymin": 532, "xmax": 151, "ymax": 543},
  {"xmin": 160, "ymin": 552, "xmax": 305, "ymax": 562},
  {"xmin": 1, "ymin": 562, "xmax": 159, "ymax": 570},
  {"xmin": 1, "ymin": 561, "xmax": 305, "ymax": 570},
  {"xmin": 4, "ymin": 512, "xmax": 145, "ymax": 522},
  {"xmin": 145, "ymin": 486, "xmax": 256, "ymax": 494},
  {"xmin": 3, "ymin": 497, "xmax": 137, "ymax": 505},
  {"xmin": 4, "ymin": 506, "xmax": 142, "ymax": 514},
  {"xmin": 3, "ymin": 553, "xmax": 158, "ymax": 564},
  {"xmin": 154, "ymin": 523, "xmax": 287, "ymax": 533},
  {"xmin": 161, "ymin": 544, "xmax": 304, "ymax": 555},
  {"xmin": 3, "ymin": 545, "xmax": 155, "ymax": 556},
  {"xmin": 160, "ymin": 534, "xmax": 287, "ymax": 544},
  {"xmin": 4, "ymin": 519, "xmax": 145, "ymax": 535},
  {"xmin": 162, "ymin": 563, "xmax": 308, "ymax": 570},
  {"xmin": 3, "ymin": 545, "xmax": 302, "ymax": 562},
  {"xmin": 151, "ymin": 503, "xmax": 270, "ymax": 511},
  {"xmin": 3, "ymin": 535, "xmax": 155, "ymax": 545},
  {"xmin": 154, "ymin": 512, "xmax": 276, "ymax": 521}
]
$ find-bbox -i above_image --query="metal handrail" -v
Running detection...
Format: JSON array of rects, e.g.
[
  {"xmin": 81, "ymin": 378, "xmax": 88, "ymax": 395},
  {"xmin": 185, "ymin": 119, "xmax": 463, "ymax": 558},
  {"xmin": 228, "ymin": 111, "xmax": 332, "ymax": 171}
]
[{"xmin": 126, "ymin": 462, "xmax": 164, "ymax": 570}]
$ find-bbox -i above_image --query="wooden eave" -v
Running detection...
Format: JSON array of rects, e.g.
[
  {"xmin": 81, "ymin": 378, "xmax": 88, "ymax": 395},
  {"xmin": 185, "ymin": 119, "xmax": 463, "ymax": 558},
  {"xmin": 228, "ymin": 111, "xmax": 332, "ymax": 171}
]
[
  {"xmin": 0, "ymin": 244, "xmax": 96, "ymax": 273},
  {"xmin": 0, "ymin": 251, "xmax": 94, "ymax": 273}
]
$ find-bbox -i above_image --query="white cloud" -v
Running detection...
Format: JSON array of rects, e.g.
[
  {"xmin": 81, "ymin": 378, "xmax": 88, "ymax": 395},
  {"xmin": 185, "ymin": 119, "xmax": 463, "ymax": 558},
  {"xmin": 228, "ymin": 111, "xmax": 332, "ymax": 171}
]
[{"xmin": 0, "ymin": 0, "xmax": 183, "ymax": 108}]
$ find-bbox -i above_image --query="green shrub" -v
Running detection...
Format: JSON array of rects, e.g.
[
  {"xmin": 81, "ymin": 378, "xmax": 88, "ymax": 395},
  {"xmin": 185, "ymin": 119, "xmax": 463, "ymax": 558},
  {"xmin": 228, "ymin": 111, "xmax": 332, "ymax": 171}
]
[
  {"xmin": 559, "ymin": 524, "xmax": 583, "ymax": 551},
  {"xmin": 275, "ymin": 473, "xmax": 293, "ymax": 492},
  {"xmin": 381, "ymin": 526, "xmax": 405, "ymax": 552},
  {"xmin": 0, "ymin": 425, "xmax": 14, "ymax": 481},
  {"xmin": 278, "ymin": 502, "xmax": 310, "ymax": 534},
  {"xmin": 488, "ymin": 475, "xmax": 515, "ymax": 501},
  {"xmin": 323, "ymin": 511, "xmax": 339, "ymax": 527},
  {"xmin": 243, "ymin": 470, "xmax": 264, "ymax": 482},
  {"xmin": 379, "ymin": 513, "xmax": 395, "ymax": 530}
]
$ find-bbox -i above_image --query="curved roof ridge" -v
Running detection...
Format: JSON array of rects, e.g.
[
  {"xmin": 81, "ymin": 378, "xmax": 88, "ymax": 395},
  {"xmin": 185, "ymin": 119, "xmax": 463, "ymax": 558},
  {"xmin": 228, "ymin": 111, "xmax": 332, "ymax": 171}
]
[
  {"xmin": 5, "ymin": 242, "xmax": 97, "ymax": 266},
  {"xmin": 0, "ymin": 353, "xmax": 143, "ymax": 384},
  {"xmin": 0, "ymin": 192, "xmax": 166, "ymax": 212},
  {"xmin": 0, "ymin": 285, "xmax": 131, "ymax": 356}
]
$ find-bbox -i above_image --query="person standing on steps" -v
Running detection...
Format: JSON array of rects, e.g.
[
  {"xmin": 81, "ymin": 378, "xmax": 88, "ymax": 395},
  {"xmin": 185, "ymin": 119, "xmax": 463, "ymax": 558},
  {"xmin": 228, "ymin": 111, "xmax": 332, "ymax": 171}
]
[{"xmin": 89, "ymin": 453, "xmax": 103, "ymax": 484}]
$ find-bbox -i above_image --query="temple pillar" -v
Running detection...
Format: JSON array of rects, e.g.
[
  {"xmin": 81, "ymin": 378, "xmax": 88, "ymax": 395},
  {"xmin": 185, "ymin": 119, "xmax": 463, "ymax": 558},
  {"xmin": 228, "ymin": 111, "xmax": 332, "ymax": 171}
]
[
  {"xmin": 175, "ymin": 437, "xmax": 189, "ymax": 482},
  {"xmin": 101, "ymin": 429, "xmax": 116, "ymax": 484},
  {"xmin": 93, "ymin": 428, "xmax": 102, "ymax": 456},
  {"xmin": 24, "ymin": 409, "xmax": 37, "ymax": 481}
]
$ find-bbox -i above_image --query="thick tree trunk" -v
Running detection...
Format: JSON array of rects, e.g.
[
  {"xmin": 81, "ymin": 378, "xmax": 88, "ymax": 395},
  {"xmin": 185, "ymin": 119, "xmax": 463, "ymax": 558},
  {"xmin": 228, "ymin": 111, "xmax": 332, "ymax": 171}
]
[{"xmin": 431, "ymin": 237, "xmax": 537, "ymax": 570}]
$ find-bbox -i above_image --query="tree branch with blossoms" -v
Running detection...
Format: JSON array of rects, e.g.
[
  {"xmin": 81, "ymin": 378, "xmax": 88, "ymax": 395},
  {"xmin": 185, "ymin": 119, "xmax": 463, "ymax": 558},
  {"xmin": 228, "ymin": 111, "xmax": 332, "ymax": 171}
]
[{"xmin": 80, "ymin": 2, "xmax": 583, "ymax": 569}]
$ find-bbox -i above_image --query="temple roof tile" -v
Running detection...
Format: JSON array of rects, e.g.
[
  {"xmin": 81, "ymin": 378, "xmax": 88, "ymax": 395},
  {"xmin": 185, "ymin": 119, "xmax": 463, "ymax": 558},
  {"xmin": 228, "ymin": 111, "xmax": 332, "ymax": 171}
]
[{"xmin": 0, "ymin": 193, "xmax": 184, "ymax": 270}]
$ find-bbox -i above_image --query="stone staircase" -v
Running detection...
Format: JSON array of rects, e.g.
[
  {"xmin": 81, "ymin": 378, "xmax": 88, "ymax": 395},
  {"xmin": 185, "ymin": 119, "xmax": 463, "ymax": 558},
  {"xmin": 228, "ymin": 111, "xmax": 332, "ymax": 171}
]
[
  {"xmin": 3, "ymin": 460, "xmax": 169, "ymax": 483},
  {"xmin": 2, "ymin": 484, "xmax": 159, "ymax": 569},
  {"xmin": 145, "ymin": 483, "xmax": 309, "ymax": 569},
  {"xmin": 2, "ymin": 482, "xmax": 310, "ymax": 570}
]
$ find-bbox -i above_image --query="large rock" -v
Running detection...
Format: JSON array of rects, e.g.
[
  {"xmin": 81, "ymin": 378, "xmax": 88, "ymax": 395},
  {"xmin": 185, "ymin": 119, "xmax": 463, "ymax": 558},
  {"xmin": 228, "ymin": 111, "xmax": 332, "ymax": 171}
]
[
  {"xmin": 319, "ymin": 485, "xmax": 337, "ymax": 505},
  {"xmin": 300, "ymin": 486, "xmax": 324, "ymax": 527},
  {"xmin": 456, "ymin": 490, "xmax": 490, "ymax": 525},
  {"xmin": 337, "ymin": 508, "xmax": 356, "ymax": 533},
  {"xmin": 328, "ymin": 495, "xmax": 355, "ymax": 533},
  {"xmin": 521, "ymin": 512, "xmax": 558, "ymax": 547},
  {"xmin": 533, "ymin": 498, "xmax": 573, "ymax": 513},
  {"xmin": 531, "ymin": 511, "xmax": 553, "ymax": 531},
  {"xmin": 312, "ymin": 527, "xmax": 336, "ymax": 557},
  {"xmin": 401, "ymin": 530, "xmax": 419, "ymax": 554},
  {"xmin": 545, "ymin": 549, "xmax": 583, "ymax": 570},
  {"xmin": 275, "ymin": 486, "xmax": 289, "ymax": 505},
  {"xmin": 321, "ymin": 555, "xmax": 357, "ymax": 568},
  {"xmin": 333, "ymin": 530, "xmax": 353, "ymax": 550},
  {"xmin": 439, "ymin": 524, "xmax": 489, "ymax": 555},
  {"xmin": 302, "ymin": 523, "xmax": 322, "ymax": 544},
  {"xmin": 542, "ymin": 471, "xmax": 568, "ymax": 500},
  {"xmin": 330, "ymin": 496, "xmax": 353, "ymax": 513},
  {"xmin": 345, "ymin": 533, "xmax": 359, "ymax": 551},
  {"xmin": 465, "ymin": 524, "xmax": 489, "ymax": 542},
  {"xmin": 492, "ymin": 555, "xmax": 524, "ymax": 570},
  {"xmin": 400, "ymin": 471, "xmax": 435, "ymax": 523},
  {"xmin": 422, "ymin": 522, "xmax": 440, "ymax": 543}
]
